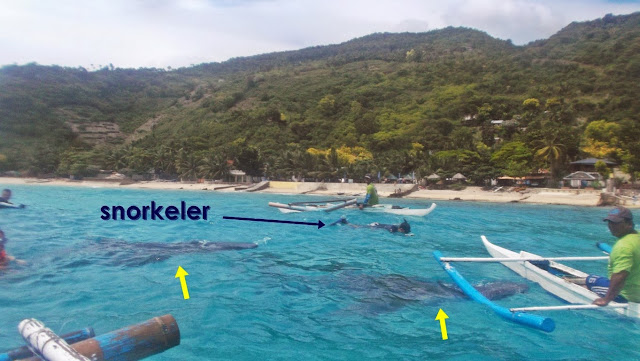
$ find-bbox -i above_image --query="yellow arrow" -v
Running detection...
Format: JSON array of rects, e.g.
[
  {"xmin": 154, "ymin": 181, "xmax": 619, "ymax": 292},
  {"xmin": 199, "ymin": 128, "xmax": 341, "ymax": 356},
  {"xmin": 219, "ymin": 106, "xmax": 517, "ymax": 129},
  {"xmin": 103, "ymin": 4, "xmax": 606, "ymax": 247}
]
[
  {"xmin": 435, "ymin": 309, "xmax": 449, "ymax": 340},
  {"xmin": 175, "ymin": 266, "xmax": 190, "ymax": 299}
]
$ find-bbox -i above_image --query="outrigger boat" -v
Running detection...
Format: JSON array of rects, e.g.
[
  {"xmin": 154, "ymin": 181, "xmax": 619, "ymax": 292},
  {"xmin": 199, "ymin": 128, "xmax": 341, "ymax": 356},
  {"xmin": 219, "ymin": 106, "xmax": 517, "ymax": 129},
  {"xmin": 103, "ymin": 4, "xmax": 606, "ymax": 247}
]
[
  {"xmin": 359, "ymin": 202, "xmax": 436, "ymax": 216},
  {"xmin": 433, "ymin": 236, "xmax": 638, "ymax": 332},
  {"xmin": 269, "ymin": 198, "xmax": 358, "ymax": 213},
  {"xmin": 269, "ymin": 198, "xmax": 436, "ymax": 216}
]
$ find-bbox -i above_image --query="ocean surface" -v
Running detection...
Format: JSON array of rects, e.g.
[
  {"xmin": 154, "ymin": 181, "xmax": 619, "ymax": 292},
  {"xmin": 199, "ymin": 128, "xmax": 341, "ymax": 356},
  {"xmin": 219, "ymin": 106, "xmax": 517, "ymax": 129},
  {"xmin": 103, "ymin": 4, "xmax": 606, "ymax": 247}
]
[{"xmin": 1, "ymin": 185, "xmax": 639, "ymax": 360}]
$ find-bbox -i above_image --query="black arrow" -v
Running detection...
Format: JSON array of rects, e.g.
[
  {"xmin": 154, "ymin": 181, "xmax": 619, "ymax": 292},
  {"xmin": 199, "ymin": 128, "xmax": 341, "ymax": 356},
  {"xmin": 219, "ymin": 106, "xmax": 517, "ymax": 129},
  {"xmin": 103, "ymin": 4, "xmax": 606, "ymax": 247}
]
[{"xmin": 223, "ymin": 216, "xmax": 325, "ymax": 229}]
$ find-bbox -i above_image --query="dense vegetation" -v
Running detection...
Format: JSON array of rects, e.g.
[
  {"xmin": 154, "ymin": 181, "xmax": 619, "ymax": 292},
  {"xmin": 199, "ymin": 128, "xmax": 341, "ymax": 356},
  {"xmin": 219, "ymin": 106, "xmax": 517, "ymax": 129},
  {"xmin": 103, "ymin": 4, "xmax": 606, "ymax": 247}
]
[{"xmin": 1, "ymin": 12, "xmax": 639, "ymax": 184}]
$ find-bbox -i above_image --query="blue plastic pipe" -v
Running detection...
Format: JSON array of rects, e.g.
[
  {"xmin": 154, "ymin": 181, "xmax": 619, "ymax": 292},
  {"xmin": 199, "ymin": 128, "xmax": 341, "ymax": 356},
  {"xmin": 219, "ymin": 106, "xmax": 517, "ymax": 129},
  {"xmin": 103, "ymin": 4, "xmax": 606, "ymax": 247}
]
[
  {"xmin": 597, "ymin": 242, "xmax": 612, "ymax": 254},
  {"xmin": 433, "ymin": 251, "xmax": 556, "ymax": 332}
]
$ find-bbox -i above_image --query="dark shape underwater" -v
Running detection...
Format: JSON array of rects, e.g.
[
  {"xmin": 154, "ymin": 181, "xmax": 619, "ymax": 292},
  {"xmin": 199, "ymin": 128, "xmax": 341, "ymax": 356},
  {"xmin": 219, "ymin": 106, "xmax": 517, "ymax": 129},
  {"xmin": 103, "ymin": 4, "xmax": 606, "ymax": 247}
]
[
  {"xmin": 331, "ymin": 272, "xmax": 529, "ymax": 315},
  {"xmin": 59, "ymin": 239, "xmax": 257, "ymax": 268}
]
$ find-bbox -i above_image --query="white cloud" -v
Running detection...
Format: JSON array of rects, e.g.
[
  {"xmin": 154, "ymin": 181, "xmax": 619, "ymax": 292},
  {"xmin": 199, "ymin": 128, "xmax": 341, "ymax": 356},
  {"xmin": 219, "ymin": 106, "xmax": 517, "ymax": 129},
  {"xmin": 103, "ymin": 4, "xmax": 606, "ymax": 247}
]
[{"xmin": 0, "ymin": 0, "xmax": 638, "ymax": 69}]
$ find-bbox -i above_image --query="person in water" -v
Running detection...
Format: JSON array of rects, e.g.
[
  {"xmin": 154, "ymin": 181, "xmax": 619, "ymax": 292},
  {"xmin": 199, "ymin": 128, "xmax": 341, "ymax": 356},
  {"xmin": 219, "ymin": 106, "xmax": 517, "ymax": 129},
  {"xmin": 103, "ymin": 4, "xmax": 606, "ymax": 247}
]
[
  {"xmin": 0, "ymin": 189, "xmax": 12, "ymax": 203},
  {"xmin": 331, "ymin": 216, "xmax": 411, "ymax": 234},
  {"xmin": 0, "ymin": 189, "xmax": 25, "ymax": 208},
  {"xmin": 358, "ymin": 174, "xmax": 379, "ymax": 210},
  {"xmin": 588, "ymin": 206, "xmax": 640, "ymax": 306},
  {"xmin": 0, "ymin": 229, "xmax": 26, "ymax": 267}
]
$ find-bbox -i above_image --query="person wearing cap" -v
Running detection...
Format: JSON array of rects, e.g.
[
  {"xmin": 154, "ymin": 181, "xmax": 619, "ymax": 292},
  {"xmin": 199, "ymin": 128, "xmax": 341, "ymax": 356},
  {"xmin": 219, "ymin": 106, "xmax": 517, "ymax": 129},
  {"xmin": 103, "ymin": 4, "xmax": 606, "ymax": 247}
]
[
  {"xmin": 358, "ymin": 174, "xmax": 379, "ymax": 210},
  {"xmin": 591, "ymin": 206, "xmax": 640, "ymax": 305}
]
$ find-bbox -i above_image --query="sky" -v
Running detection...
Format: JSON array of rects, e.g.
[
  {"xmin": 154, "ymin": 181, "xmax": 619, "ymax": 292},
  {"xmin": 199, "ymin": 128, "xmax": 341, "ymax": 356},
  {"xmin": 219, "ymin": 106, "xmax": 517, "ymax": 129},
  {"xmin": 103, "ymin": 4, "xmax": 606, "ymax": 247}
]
[{"xmin": 1, "ymin": 0, "xmax": 639, "ymax": 69}]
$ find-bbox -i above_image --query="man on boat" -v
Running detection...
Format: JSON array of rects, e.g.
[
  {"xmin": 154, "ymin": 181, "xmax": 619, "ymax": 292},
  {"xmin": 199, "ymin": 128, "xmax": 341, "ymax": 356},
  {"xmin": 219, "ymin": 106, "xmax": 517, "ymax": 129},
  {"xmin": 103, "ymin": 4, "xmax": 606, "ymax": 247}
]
[
  {"xmin": 358, "ymin": 174, "xmax": 379, "ymax": 210},
  {"xmin": 330, "ymin": 216, "xmax": 411, "ymax": 234},
  {"xmin": 591, "ymin": 206, "xmax": 640, "ymax": 306}
]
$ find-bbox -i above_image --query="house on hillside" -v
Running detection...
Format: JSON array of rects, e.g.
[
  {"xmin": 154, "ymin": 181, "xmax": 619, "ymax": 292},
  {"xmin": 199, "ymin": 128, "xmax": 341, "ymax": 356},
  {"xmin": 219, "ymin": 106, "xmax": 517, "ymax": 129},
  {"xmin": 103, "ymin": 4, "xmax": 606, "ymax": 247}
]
[
  {"xmin": 490, "ymin": 119, "xmax": 518, "ymax": 127},
  {"xmin": 570, "ymin": 158, "xmax": 616, "ymax": 172},
  {"xmin": 562, "ymin": 171, "xmax": 604, "ymax": 189}
]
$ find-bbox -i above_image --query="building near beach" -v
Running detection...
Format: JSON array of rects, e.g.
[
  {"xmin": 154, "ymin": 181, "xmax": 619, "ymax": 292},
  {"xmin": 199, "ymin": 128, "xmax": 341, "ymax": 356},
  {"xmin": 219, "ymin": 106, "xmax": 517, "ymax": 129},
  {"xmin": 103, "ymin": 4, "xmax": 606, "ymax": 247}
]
[
  {"xmin": 562, "ymin": 171, "xmax": 604, "ymax": 188},
  {"xmin": 569, "ymin": 158, "xmax": 616, "ymax": 172}
]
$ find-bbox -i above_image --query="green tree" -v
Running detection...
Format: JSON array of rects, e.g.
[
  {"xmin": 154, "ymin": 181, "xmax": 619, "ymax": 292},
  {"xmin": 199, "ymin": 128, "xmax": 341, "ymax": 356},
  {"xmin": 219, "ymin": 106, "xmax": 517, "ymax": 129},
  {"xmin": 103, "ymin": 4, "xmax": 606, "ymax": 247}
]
[
  {"xmin": 107, "ymin": 148, "xmax": 128, "ymax": 171},
  {"xmin": 236, "ymin": 146, "xmax": 263, "ymax": 177},
  {"xmin": 618, "ymin": 119, "xmax": 640, "ymax": 181},
  {"xmin": 153, "ymin": 146, "xmax": 176, "ymax": 177},
  {"xmin": 594, "ymin": 160, "xmax": 611, "ymax": 180},
  {"xmin": 176, "ymin": 149, "xmax": 201, "ymax": 181},
  {"xmin": 581, "ymin": 120, "xmax": 621, "ymax": 159},
  {"xmin": 199, "ymin": 153, "xmax": 230, "ymax": 180},
  {"xmin": 317, "ymin": 95, "xmax": 336, "ymax": 116},
  {"xmin": 491, "ymin": 141, "xmax": 533, "ymax": 177},
  {"xmin": 0, "ymin": 153, "xmax": 7, "ymax": 171},
  {"xmin": 533, "ymin": 131, "xmax": 566, "ymax": 180}
]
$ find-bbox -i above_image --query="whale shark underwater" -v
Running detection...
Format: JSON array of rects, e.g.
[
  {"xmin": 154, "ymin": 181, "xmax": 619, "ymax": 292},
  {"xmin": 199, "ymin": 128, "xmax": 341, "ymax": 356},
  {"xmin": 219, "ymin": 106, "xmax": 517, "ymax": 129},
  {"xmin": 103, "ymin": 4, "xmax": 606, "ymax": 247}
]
[
  {"xmin": 323, "ymin": 272, "xmax": 529, "ymax": 315},
  {"xmin": 56, "ymin": 239, "xmax": 258, "ymax": 268}
]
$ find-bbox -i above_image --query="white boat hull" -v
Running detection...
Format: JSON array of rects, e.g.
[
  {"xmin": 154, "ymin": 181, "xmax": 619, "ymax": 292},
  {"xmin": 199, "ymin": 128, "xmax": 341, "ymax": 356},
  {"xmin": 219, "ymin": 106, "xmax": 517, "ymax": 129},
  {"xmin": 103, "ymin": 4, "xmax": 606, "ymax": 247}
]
[
  {"xmin": 362, "ymin": 203, "xmax": 436, "ymax": 216},
  {"xmin": 482, "ymin": 236, "xmax": 640, "ymax": 318},
  {"xmin": 269, "ymin": 199, "xmax": 357, "ymax": 213},
  {"xmin": 272, "ymin": 201, "xmax": 437, "ymax": 217}
]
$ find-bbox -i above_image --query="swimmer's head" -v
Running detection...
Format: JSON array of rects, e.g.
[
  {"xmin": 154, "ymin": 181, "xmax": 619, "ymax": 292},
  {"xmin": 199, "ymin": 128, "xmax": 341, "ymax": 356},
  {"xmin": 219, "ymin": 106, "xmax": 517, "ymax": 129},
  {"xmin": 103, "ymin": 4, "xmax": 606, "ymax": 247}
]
[{"xmin": 398, "ymin": 219, "xmax": 411, "ymax": 234}]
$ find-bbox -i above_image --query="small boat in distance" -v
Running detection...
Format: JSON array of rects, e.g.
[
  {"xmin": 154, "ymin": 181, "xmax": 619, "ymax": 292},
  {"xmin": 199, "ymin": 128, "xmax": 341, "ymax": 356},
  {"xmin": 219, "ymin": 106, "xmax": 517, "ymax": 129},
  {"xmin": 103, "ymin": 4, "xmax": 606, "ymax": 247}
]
[
  {"xmin": 361, "ymin": 202, "xmax": 436, "ymax": 216},
  {"xmin": 269, "ymin": 199, "xmax": 436, "ymax": 216},
  {"xmin": 269, "ymin": 198, "xmax": 358, "ymax": 213}
]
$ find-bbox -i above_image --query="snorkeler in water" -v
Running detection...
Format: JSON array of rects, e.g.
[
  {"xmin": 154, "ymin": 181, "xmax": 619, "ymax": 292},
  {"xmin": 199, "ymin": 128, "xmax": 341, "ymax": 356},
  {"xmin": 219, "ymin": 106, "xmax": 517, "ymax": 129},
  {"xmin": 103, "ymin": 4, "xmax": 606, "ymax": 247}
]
[
  {"xmin": 330, "ymin": 216, "xmax": 411, "ymax": 234},
  {"xmin": 0, "ymin": 229, "xmax": 26, "ymax": 268},
  {"xmin": 0, "ymin": 189, "xmax": 26, "ymax": 208}
]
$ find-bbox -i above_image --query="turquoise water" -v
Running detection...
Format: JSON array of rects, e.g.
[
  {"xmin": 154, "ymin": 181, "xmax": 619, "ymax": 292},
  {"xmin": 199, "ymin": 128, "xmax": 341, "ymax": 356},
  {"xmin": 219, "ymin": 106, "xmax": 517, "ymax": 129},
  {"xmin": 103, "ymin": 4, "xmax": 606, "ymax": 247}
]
[{"xmin": 1, "ymin": 184, "xmax": 639, "ymax": 360}]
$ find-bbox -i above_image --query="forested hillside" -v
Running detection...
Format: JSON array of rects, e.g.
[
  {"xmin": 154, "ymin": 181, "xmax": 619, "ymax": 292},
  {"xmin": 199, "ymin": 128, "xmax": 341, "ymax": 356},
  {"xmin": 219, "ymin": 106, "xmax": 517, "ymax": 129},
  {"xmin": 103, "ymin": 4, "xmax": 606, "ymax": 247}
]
[{"xmin": 1, "ymin": 12, "xmax": 639, "ymax": 184}]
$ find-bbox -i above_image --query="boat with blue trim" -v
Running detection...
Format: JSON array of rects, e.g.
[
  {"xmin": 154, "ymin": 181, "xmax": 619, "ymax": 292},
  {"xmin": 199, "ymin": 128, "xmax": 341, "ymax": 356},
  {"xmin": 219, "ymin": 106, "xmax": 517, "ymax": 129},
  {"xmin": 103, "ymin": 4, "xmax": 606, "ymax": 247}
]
[{"xmin": 433, "ymin": 236, "xmax": 640, "ymax": 332}]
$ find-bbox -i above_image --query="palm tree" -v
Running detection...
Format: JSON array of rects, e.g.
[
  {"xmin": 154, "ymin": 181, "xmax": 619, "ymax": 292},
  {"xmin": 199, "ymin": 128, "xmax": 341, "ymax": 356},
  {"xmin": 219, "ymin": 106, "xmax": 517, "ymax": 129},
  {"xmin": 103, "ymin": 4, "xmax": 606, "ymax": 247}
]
[
  {"xmin": 126, "ymin": 147, "xmax": 151, "ymax": 173},
  {"xmin": 275, "ymin": 149, "xmax": 309, "ymax": 180},
  {"xmin": 533, "ymin": 132, "xmax": 566, "ymax": 181},
  {"xmin": 107, "ymin": 148, "xmax": 128, "ymax": 171},
  {"xmin": 153, "ymin": 146, "xmax": 175, "ymax": 177},
  {"xmin": 199, "ymin": 153, "xmax": 230, "ymax": 180},
  {"xmin": 176, "ymin": 149, "xmax": 200, "ymax": 181}
]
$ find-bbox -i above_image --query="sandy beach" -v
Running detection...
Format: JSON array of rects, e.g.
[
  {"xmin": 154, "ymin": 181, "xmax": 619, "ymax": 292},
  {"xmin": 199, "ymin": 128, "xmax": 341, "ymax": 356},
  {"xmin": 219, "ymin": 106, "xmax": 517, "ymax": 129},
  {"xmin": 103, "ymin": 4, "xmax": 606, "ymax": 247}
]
[{"xmin": 1, "ymin": 176, "xmax": 629, "ymax": 208}]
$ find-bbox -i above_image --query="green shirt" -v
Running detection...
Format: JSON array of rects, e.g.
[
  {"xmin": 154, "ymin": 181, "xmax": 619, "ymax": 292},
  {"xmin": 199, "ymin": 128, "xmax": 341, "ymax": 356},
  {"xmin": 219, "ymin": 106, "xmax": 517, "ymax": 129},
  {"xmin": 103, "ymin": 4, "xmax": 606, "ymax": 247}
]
[
  {"xmin": 608, "ymin": 232, "xmax": 640, "ymax": 302},
  {"xmin": 366, "ymin": 184, "xmax": 379, "ymax": 206}
]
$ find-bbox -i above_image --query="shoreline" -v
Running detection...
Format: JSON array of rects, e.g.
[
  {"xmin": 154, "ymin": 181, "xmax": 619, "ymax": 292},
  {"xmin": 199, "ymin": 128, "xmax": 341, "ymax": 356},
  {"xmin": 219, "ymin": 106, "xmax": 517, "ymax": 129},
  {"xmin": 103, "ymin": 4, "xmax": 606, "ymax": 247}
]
[{"xmin": 1, "ymin": 177, "xmax": 634, "ymax": 208}]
